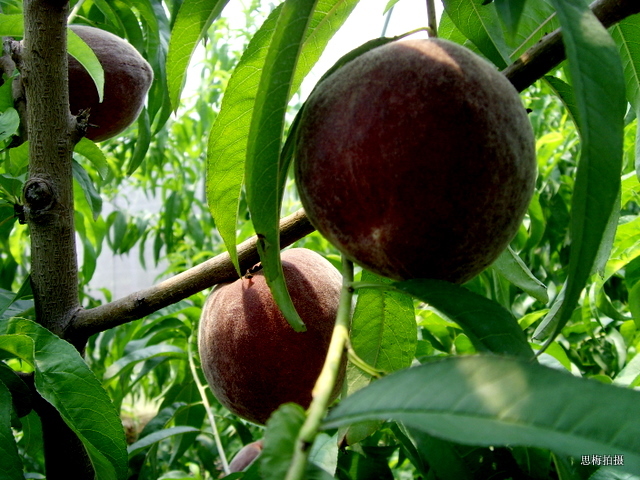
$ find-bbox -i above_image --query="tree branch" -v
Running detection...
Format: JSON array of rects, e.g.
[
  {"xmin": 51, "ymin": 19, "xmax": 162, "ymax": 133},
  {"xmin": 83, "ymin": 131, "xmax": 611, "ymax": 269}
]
[
  {"xmin": 69, "ymin": 209, "xmax": 314, "ymax": 341},
  {"xmin": 503, "ymin": 0, "xmax": 640, "ymax": 92},
  {"xmin": 22, "ymin": 0, "xmax": 81, "ymax": 338},
  {"xmin": 68, "ymin": 0, "xmax": 639, "ymax": 342}
]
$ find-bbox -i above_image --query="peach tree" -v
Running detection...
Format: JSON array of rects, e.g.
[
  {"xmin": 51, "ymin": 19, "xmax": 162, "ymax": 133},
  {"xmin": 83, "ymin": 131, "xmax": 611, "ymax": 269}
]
[{"xmin": 0, "ymin": 0, "xmax": 640, "ymax": 479}]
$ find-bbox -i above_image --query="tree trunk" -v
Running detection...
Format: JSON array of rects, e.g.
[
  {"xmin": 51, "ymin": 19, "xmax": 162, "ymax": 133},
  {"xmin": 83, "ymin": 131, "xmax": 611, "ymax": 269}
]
[{"xmin": 21, "ymin": 0, "xmax": 91, "ymax": 477}]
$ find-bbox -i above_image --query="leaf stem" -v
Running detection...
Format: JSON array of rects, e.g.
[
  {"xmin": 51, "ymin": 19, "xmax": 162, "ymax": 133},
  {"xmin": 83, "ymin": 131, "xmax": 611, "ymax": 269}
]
[
  {"xmin": 285, "ymin": 256, "xmax": 354, "ymax": 480},
  {"xmin": 187, "ymin": 333, "xmax": 230, "ymax": 474}
]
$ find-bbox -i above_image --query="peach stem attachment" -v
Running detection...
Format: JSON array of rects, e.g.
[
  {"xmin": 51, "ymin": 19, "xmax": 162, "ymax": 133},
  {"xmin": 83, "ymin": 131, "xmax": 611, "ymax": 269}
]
[{"xmin": 285, "ymin": 256, "xmax": 354, "ymax": 480}]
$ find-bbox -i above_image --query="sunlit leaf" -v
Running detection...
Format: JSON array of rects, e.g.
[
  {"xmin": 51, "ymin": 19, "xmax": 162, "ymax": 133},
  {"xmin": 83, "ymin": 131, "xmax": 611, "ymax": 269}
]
[
  {"xmin": 72, "ymin": 160, "xmax": 102, "ymax": 220},
  {"xmin": 74, "ymin": 137, "xmax": 109, "ymax": 180},
  {"xmin": 0, "ymin": 14, "xmax": 23, "ymax": 37},
  {"xmin": 207, "ymin": 0, "xmax": 360, "ymax": 276},
  {"xmin": 324, "ymin": 355, "xmax": 640, "ymax": 474},
  {"xmin": 351, "ymin": 270, "xmax": 416, "ymax": 375},
  {"xmin": 0, "ymin": 108, "xmax": 19, "ymax": 144},
  {"xmin": 68, "ymin": 27, "xmax": 105, "ymax": 103},
  {"xmin": 491, "ymin": 246, "xmax": 548, "ymax": 303},
  {"xmin": 244, "ymin": 0, "xmax": 318, "ymax": 331},
  {"xmin": 166, "ymin": 0, "xmax": 229, "ymax": 111},
  {"xmin": 442, "ymin": 0, "xmax": 510, "ymax": 68}
]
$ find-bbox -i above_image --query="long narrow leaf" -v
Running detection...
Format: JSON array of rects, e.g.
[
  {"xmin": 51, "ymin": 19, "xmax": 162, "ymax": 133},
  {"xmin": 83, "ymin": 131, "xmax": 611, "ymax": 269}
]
[
  {"xmin": 206, "ymin": 5, "xmax": 283, "ymax": 275},
  {"xmin": 244, "ymin": 0, "xmax": 318, "ymax": 331},
  {"xmin": 68, "ymin": 27, "xmax": 105, "ymax": 102},
  {"xmin": 611, "ymin": 15, "xmax": 640, "ymax": 111},
  {"xmin": 442, "ymin": 0, "xmax": 510, "ymax": 68},
  {"xmin": 324, "ymin": 355, "xmax": 640, "ymax": 474},
  {"xmin": 166, "ymin": 0, "xmax": 230, "ymax": 111},
  {"xmin": 392, "ymin": 279, "xmax": 534, "ymax": 360},
  {"xmin": 534, "ymin": 0, "xmax": 626, "ymax": 340},
  {"xmin": 207, "ymin": 0, "xmax": 359, "ymax": 276},
  {"xmin": 491, "ymin": 246, "xmax": 548, "ymax": 304}
]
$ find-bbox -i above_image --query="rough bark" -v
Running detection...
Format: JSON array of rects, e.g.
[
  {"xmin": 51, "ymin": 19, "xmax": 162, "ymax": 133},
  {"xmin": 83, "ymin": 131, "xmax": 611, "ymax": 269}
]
[
  {"xmin": 22, "ymin": 0, "xmax": 80, "ymax": 337},
  {"xmin": 21, "ymin": 0, "xmax": 91, "ymax": 478},
  {"xmin": 503, "ymin": 0, "xmax": 640, "ymax": 92}
]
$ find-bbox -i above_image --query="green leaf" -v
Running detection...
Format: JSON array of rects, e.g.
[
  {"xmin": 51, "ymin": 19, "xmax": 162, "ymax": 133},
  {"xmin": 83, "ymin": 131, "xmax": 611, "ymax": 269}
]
[
  {"xmin": 0, "ymin": 361, "xmax": 32, "ymax": 418},
  {"xmin": 244, "ymin": 0, "xmax": 318, "ymax": 332},
  {"xmin": 0, "ymin": 317, "xmax": 128, "ymax": 480},
  {"xmin": 0, "ymin": 378, "xmax": 23, "ymax": 480},
  {"xmin": 491, "ymin": 246, "xmax": 548, "ymax": 303},
  {"xmin": 323, "ymin": 355, "xmax": 640, "ymax": 474},
  {"xmin": 442, "ymin": 0, "xmax": 510, "ymax": 68},
  {"xmin": 351, "ymin": 270, "xmax": 417, "ymax": 374},
  {"xmin": 207, "ymin": 0, "xmax": 359, "ymax": 276},
  {"xmin": 68, "ymin": 27, "xmax": 104, "ymax": 103},
  {"xmin": 104, "ymin": 344, "xmax": 186, "ymax": 381},
  {"xmin": 74, "ymin": 137, "xmax": 109, "ymax": 180},
  {"xmin": 611, "ymin": 15, "xmax": 640, "ymax": 111},
  {"xmin": 166, "ymin": 0, "xmax": 230, "ymax": 111},
  {"xmin": 0, "ymin": 14, "xmax": 23, "ymax": 37},
  {"xmin": 0, "ymin": 333, "xmax": 34, "ymax": 362},
  {"xmin": 0, "ymin": 108, "xmax": 19, "ymax": 144},
  {"xmin": 393, "ymin": 279, "xmax": 534, "ymax": 359},
  {"xmin": 127, "ymin": 106, "xmax": 151, "ymax": 175},
  {"xmin": 206, "ymin": 5, "xmax": 283, "ymax": 276},
  {"xmin": 494, "ymin": 0, "xmax": 527, "ymax": 38},
  {"xmin": 7, "ymin": 141, "xmax": 29, "ymax": 176},
  {"xmin": 534, "ymin": 0, "xmax": 626, "ymax": 340},
  {"xmin": 72, "ymin": 160, "xmax": 103, "ymax": 220},
  {"xmin": 544, "ymin": 75, "xmax": 579, "ymax": 129},
  {"xmin": 260, "ymin": 403, "xmax": 306, "ymax": 480},
  {"xmin": 127, "ymin": 426, "xmax": 200, "ymax": 457}
]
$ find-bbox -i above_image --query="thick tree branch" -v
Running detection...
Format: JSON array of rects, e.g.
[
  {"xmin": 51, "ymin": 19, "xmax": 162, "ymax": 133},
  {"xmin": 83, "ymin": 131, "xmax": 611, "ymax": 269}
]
[
  {"xmin": 503, "ymin": 0, "xmax": 640, "ymax": 92},
  {"xmin": 70, "ymin": 209, "xmax": 314, "ymax": 341},
  {"xmin": 22, "ymin": 1, "xmax": 92, "ymax": 478},
  {"xmin": 22, "ymin": 0, "xmax": 81, "ymax": 338},
  {"xmin": 68, "ymin": 0, "xmax": 639, "ymax": 341}
]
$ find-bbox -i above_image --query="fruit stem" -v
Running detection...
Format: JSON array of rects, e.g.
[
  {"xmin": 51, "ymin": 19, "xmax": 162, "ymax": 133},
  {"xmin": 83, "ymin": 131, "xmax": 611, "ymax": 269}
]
[
  {"xmin": 426, "ymin": 0, "xmax": 438, "ymax": 38},
  {"xmin": 187, "ymin": 333, "xmax": 230, "ymax": 474},
  {"xmin": 285, "ymin": 256, "xmax": 354, "ymax": 480}
]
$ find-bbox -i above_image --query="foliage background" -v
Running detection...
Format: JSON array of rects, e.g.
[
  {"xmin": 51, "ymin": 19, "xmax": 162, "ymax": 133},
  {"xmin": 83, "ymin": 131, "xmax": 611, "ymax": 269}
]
[{"xmin": 1, "ymin": 0, "xmax": 640, "ymax": 478}]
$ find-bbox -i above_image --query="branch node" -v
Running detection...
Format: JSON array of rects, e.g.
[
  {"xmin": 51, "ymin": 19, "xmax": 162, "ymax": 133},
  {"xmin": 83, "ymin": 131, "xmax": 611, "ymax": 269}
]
[{"xmin": 23, "ymin": 178, "xmax": 56, "ymax": 222}]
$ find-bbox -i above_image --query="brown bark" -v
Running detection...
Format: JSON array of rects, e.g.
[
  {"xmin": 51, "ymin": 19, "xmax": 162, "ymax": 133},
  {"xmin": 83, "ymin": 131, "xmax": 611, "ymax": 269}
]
[
  {"xmin": 503, "ymin": 0, "xmax": 640, "ymax": 92},
  {"xmin": 22, "ymin": 0, "xmax": 80, "ymax": 337},
  {"xmin": 21, "ymin": 0, "xmax": 91, "ymax": 478},
  {"xmin": 70, "ymin": 208, "xmax": 314, "ymax": 342}
]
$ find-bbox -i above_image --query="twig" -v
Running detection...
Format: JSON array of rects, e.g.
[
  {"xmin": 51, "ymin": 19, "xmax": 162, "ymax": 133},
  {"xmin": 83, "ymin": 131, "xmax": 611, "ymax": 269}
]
[
  {"xmin": 426, "ymin": 0, "xmax": 437, "ymax": 38},
  {"xmin": 69, "ymin": 209, "xmax": 314, "ymax": 342},
  {"xmin": 187, "ymin": 333, "xmax": 230, "ymax": 475},
  {"xmin": 285, "ymin": 257, "xmax": 354, "ymax": 480},
  {"xmin": 503, "ymin": 0, "xmax": 640, "ymax": 92}
]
